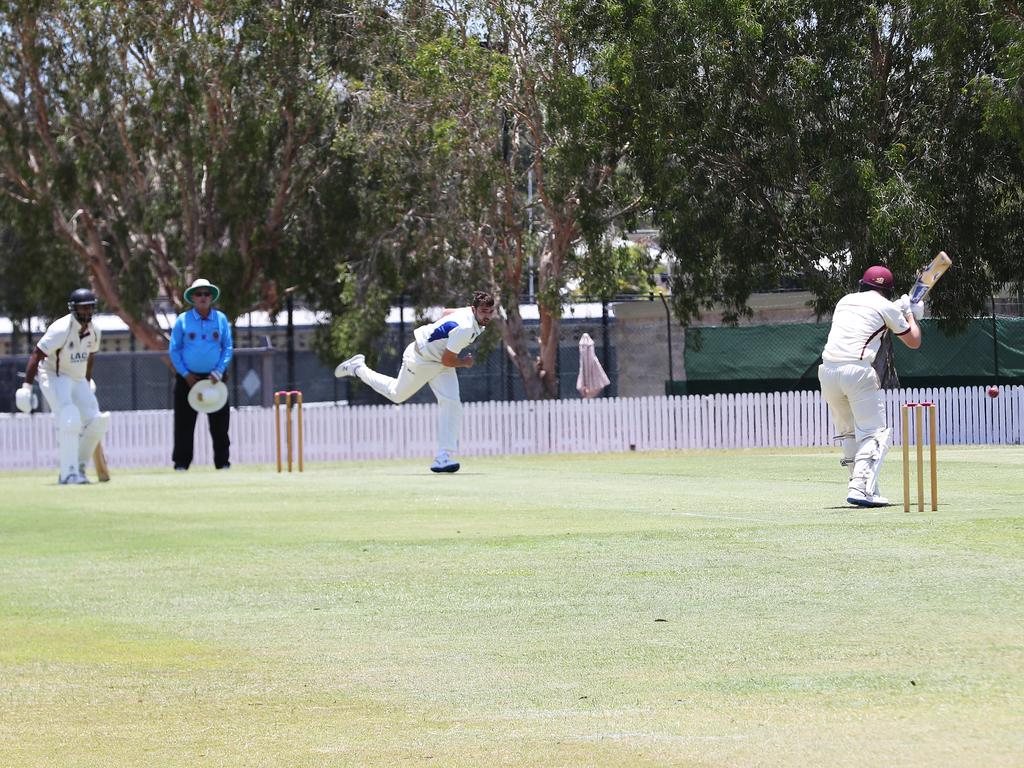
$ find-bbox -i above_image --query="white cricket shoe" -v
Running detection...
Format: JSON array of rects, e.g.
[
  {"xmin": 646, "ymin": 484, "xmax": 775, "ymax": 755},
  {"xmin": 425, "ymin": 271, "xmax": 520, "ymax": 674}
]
[
  {"xmin": 59, "ymin": 473, "xmax": 89, "ymax": 485},
  {"xmin": 334, "ymin": 354, "xmax": 365, "ymax": 378},
  {"xmin": 429, "ymin": 452, "xmax": 460, "ymax": 474},
  {"xmin": 846, "ymin": 488, "xmax": 889, "ymax": 507}
]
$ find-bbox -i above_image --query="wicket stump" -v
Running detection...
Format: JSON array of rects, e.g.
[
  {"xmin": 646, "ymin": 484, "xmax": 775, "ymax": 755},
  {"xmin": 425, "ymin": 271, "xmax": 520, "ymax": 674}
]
[
  {"xmin": 901, "ymin": 402, "xmax": 937, "ymax": 513},
  {"xmin": 274, "ymin": 390, "xmax": 304, "ymax": 472}
]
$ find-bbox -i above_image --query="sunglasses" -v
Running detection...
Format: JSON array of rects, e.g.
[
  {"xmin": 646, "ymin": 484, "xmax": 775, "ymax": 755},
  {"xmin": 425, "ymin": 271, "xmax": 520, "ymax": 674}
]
[{"xmin": 192, "ymin": 291, "xmax": 212, "ymax": 297}]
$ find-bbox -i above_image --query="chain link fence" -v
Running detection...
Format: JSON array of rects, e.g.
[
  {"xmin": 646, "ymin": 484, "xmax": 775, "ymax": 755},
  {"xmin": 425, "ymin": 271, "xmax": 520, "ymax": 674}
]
[
  {"xmin": 0, "ymin": 309, "xmax": 623, "ymax": 413},
  {"xmin": 4, "ymin": 292, "xmax": 1019, "ymax": 413}
]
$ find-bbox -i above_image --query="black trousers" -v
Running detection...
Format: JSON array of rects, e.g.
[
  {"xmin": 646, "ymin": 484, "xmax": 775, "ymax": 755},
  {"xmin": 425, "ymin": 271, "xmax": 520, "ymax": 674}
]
[{"xmin": 173, "ymin": 374, "xmax": 231, "ymax": 469}]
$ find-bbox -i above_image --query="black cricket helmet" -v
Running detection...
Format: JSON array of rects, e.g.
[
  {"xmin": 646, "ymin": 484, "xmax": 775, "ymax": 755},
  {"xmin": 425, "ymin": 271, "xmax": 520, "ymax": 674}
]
[{"xmin": 68, "ymin": 287, "xmax": 97, "ymax": 321}]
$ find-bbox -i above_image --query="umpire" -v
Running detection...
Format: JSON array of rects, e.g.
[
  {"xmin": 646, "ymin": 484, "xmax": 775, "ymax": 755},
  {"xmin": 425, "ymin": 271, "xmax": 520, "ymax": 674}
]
[{"xmin": 169, "ymin": 278, "xmax": 234, "ymax": 470}]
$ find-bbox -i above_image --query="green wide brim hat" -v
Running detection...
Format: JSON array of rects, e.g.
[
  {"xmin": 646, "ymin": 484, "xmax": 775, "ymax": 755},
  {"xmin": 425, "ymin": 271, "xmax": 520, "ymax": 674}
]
[{"xmin": 184, "ymin": 278, "xmax": 221, "ymax": 305}]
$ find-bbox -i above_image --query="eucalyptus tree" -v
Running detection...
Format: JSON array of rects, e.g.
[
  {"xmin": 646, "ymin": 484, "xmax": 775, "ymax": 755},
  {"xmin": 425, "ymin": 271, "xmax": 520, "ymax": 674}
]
[
  {"xmin": 977, "ymin": 1, "xmax": 1024, "ymax": 286},
  {"xmin": 331, "ymin": 0, "xmax": 645, "ymax": 398},
  {"xmin": 0, "ymin": 0, "xmax": 361, "ymax": 348},
  {"xmin": 480, "ymin": 0, "xmax": 651, "ymax": 396}
]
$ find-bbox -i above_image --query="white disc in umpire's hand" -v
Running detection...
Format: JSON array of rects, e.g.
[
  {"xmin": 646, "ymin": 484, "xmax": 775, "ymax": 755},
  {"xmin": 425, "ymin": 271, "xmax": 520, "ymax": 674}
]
[
  {"xmin": 15, "ymin": 385, "xmax": 36, "ymax": 413},
  {"xmin": 187, "ymin": 380, "xmax": 228, "ymax": 413}
]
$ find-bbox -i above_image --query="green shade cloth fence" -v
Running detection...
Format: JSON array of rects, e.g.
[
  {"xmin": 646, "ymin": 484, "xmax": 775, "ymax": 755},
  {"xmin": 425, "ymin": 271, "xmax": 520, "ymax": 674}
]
[{"xmin": 670, "ymin": 318, "xmax": 1024, "ymax": 395}]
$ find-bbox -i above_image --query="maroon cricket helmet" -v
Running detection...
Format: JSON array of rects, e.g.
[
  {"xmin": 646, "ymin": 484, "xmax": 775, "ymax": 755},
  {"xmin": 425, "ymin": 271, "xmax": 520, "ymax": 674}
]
[{"xmin": 859, "ymin": 265, "xmax": 894, "ymax": 292}]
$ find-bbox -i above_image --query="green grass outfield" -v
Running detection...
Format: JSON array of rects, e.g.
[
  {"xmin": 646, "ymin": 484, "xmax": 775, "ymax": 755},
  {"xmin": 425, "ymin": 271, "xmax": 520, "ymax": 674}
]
[{"xmin": 1, "ymin": 447, "xmax": 1022, "ymax": 767}]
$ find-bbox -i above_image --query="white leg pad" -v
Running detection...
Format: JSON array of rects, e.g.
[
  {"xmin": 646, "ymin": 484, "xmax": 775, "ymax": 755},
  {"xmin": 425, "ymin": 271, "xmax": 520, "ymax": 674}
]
[
  {"xmin": 79, "ymin": 411, "xmax": 111, "ymax": 466},
  {"xmin": 851, "ymin": 427, "xmax": 891, "ymax": 495},
  {"xmin": 58, "ymin": 404, "xmax": 83, "ymax": 482}
]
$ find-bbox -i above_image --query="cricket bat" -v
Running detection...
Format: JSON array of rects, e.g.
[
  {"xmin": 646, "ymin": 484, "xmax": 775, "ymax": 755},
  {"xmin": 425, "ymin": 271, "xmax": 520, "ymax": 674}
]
[
  {"xmin": 909, "ymin": 251, "xmax": 952, "ymax": 304},
  {"xmin": 93, "ymin": 444, "xmax": 111, "ymax": 482}
]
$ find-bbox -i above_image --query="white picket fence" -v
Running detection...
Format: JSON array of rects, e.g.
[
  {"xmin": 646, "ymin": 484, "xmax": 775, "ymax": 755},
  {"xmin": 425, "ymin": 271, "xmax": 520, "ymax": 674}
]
[{"xmin": 1, "ymin": 386, "xmax": 1020, "ymax": 472}]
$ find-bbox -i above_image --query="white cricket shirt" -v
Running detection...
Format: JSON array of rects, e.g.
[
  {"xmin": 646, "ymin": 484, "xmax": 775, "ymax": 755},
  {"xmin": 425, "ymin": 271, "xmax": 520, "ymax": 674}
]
[
  {"xmin": 413, "ymin": 307, "xmax": 483, "ymax": 363},
  {"xmin": 36, "ymin": 313, "xmax": 101, "ymax": 380},
  {"xmin": 821, "ymin": 291, "xmax": 910, "ymax": 365}
]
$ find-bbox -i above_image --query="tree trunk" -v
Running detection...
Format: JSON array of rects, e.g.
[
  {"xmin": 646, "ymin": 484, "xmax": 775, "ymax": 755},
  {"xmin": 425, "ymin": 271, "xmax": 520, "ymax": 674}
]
[
  {"xmin": 52, "ymin": 207, "xmax": 170, "ymax": 352},
  {"xmin": 498, "ymin": 300, "xmax": 546, "ymax": 400},
  {"xmin": 536, "ymin": 304, "xmax": 559, "ymax": 397},
  {"xmin": 532, "ymin": 214, "xmax": 577, "ymax": 398}
]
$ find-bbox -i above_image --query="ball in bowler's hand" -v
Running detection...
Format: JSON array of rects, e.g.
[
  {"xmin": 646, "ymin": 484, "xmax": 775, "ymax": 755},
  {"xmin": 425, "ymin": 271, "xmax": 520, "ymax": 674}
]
[{"xmin": 987, "ymin": 386, "xmax": 999, "ymax": 398}]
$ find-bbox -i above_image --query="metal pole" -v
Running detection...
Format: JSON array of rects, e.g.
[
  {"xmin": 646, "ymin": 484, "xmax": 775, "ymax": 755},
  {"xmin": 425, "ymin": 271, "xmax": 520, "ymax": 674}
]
[
  {"xmin": 231, "ymin": 321, "xmax": 239, "ymax": 404},
  {"xmin": 992, "ymin": 296, "xmax": 999, "ymax": 384},
  {"xmin": 130, "ymin": 333, "xmax": 137, "ymax": 409},
  {"xmin": 601, "ymin": 300, "xmax": 610, "ymax": 373},
  {"xmin": 528, "ymin": 170, "xmax": 535, "ymax": 303},
  {"xmin": 286, "ymin": 293, "xmax": 295, "ymax": 390},
  {"xmin": 659, "ymin": 293, "xmax": 674, "ymax": 386},
  {"xmin": 555, "ymin": 334, "xmax": 561, "ymax": 399},
  {"xmin": 505, "ymin": 338, "xmax": 513, "ymax": 401},
  {"xmin": 398, "ymin": 293, "xmax": 405, "ymax": 348},
  {"xmin": 262, "ymin": 343, "xmax": 275, "ymax": 408}
]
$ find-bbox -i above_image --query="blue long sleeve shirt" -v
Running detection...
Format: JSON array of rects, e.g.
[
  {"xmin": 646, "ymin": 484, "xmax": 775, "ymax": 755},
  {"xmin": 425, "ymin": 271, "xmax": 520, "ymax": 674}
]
[{"xmin": 169, "ymin": 308, "xmax": 233, "ymax": 377}]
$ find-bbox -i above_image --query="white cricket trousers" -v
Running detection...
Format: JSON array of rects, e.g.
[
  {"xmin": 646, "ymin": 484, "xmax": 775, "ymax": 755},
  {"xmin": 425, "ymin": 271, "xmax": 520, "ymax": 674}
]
[
  {"xmin": 356, "ymin": 342, "xmax": 461, "ymax": 455},
  {"xmin": 817, "ymin": 360, "xmax": 887, "ymax": 461},
  {"xmin": 38, "ymin": 371, "xmax": 102, "ymax": 479}
]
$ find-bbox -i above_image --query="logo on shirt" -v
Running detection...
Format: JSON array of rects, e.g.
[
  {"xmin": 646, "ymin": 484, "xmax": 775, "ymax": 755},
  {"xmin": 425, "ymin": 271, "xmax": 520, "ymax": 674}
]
[
  {"xmin": 427, "ymin": 321, "xmax": 459, "ymax": 343},
  {"xmin": 189, "ymin": 332, "xmax": 196, "ymax": 340}
]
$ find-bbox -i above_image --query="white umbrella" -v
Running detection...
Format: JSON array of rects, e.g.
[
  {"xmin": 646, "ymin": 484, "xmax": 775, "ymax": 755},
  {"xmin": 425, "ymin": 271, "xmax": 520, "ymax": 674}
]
[{"xmin": 576, "ymin": 333, "xmax": 610, "ymax": 399}]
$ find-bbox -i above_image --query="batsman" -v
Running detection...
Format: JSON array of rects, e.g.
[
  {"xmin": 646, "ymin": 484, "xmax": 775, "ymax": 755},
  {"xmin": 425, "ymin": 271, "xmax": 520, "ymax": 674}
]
[
  {"xmin": 15, "ymin": 288, "xmax": 111, "ymax": 484},
  {"xmin": 818, "ymin": 265, "xmax": 926, "ymax": 507}
]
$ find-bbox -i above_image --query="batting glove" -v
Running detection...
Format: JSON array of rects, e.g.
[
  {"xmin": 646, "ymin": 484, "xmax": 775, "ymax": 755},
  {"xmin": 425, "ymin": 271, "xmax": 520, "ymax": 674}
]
[
  {"xmin": 15, "ymin": 382, "xmax": 35, "ymax": 414},
  {"xmin": 910, "ymin": 301, "xmax": 925, "ymax": 321}
]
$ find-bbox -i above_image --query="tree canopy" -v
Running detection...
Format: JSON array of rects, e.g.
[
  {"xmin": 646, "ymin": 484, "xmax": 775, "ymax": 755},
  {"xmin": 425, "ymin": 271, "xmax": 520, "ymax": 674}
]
[
  {"xmin": 1, "ymin": 1, "xmax": 1022, "ymax": 392},
  {"xmin": 570, "ymin": 0, "xmax": 1024, "ymax": 329},
  {"xmin": 319, "ymin": 0, "xmax": 647, "ymax": 398},
  {"xmin": 0, "ymin": 0, "xmax": 361, "ymax": 347}
]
